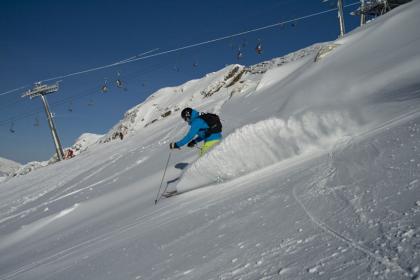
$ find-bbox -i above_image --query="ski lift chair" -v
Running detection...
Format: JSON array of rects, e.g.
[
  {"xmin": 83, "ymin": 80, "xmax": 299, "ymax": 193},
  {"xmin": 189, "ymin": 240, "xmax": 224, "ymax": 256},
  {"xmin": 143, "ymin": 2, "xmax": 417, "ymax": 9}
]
[
  {"xmin": 255, "ymin": 43, "xmax": 262, "ymax": 54},
  {"xmin": 115, "ymin": 72, "xmax": 126, "ymax": 90},
  {"xmin": 9, "ymin": 122, "xmax": 15, "ymax": 133},
  {"xmin": 68, "ymin": 101, "xmax": 73, "ymax": 112},
  {"xmin": 101, "ymin": 78, "xmax": 109, "ymax": 93},
  {"xmin": 116, "ymin": 79, "xmax": 123, "ymax": 88},
  {"xmin": 116, "ymin": 79, "xmax": 128, "ymax": 91},
  {"xmin": 101, "ymin": 84, "xmax": 109, "ymax": 93},
  {"xmin": 236, "ymin": 50, "xmax": 243, "ymax": 60}
]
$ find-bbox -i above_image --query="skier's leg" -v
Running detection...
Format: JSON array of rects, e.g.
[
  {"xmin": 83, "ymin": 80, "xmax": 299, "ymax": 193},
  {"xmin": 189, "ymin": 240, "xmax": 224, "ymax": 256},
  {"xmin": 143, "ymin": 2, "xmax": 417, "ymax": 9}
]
[{"xmin": 200, "ymin": 140, "xmax": 220, "ymax": 156}]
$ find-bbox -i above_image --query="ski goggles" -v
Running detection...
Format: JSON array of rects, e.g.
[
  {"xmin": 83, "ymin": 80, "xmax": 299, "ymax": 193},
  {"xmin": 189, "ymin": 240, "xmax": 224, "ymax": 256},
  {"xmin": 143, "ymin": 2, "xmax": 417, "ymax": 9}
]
[{"xmin": 182, "ymin": 113, "xmax": 191, "ymax": 122}]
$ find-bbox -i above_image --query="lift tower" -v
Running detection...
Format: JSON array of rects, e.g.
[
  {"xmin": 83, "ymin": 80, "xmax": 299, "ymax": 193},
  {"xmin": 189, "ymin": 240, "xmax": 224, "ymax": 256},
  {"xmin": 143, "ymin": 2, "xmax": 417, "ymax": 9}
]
[
  {"xmin": 22, "ymin": 82, "xmax": 65, "ymax": 161},
  {"xmin": 337, "ymin": 0, "xmax": 346, "ymax": 37},
  {"xmin": 360, "ymin": 0, "xmax": 366, "ymax": 26}
]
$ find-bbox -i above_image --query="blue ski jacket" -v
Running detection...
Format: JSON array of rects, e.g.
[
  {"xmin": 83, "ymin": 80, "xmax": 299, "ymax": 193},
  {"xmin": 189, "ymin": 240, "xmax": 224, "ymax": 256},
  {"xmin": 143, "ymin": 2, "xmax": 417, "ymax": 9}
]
[{"xmin": 175, "ymin": 109, "xmax": 222, "ymax": 148}]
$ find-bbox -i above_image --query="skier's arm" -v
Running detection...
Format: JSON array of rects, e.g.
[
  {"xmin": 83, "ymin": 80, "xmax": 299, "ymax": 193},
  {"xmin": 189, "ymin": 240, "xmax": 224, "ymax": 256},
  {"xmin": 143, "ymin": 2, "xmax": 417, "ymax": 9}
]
[
  {"xmin": 193, "ymin": 135, "xmax": 204, "ymax": 143},
  {"xmin": 175, "ymin": 122, "xmax": 201, "ymax": 147},
  {"xmin": 187, "ymin": 135, "xmax": 203, "ymax": 147}
]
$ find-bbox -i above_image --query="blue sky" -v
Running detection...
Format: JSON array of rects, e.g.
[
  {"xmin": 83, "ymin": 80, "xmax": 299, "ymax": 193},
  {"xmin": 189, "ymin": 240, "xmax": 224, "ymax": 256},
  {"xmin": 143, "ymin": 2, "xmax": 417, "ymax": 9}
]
[{"xmin": 0, "ymin": 0, "xmax": 360, "ymax": 163}]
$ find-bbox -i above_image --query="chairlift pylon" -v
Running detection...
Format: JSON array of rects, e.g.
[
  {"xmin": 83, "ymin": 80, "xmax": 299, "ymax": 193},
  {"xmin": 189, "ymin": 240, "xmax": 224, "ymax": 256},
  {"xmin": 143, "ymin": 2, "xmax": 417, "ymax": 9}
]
[{"xmin": 353, "ymin": 0, "xmax": 394, "ymax": 18}]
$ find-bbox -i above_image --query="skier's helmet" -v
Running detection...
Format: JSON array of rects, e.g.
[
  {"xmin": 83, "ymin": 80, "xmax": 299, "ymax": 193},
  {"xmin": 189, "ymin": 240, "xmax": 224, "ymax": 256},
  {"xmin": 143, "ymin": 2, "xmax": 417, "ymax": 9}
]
[{"xmin": 181, "ymin": 107, "xmax": 193, "ymax": 122}]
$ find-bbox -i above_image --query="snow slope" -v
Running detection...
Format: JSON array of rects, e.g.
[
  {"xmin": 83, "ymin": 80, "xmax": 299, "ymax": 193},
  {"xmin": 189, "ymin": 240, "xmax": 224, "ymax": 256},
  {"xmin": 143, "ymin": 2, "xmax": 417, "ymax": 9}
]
[{"xmin": 0, "ymin": 2, "xmax": 419, "ymax": 280}]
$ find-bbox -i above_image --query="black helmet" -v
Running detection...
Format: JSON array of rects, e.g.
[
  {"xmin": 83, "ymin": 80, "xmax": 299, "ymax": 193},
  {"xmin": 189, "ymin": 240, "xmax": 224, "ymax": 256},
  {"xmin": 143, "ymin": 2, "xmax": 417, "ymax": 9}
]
[{"xmin": 181, "ymin": 107, "xmax": 193, "ymax": 121}]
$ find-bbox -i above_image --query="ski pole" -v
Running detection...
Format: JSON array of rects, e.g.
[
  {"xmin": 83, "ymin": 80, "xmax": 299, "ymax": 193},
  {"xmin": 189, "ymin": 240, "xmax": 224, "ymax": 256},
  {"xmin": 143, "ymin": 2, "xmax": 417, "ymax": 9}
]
[{"xmin": 154, "ymin": 151, "xmax": 172, "ymax": 205}]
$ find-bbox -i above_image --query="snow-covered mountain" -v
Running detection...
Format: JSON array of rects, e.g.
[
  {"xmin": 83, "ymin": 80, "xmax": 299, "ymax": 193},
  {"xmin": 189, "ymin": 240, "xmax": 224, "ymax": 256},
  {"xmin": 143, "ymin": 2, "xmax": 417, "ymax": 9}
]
[
  {"xmin": 99, "ymin": 44, "xmax": 324, "ymax": 144},
  {"xmin": 71, "ymin": 133, "xmax": 103, "ymax": 154},
  {"xmin": 0, "ymin": 2, "xmax": 419, "ymax": 280},
  {"xmin": 0, "ymin": 157, "xmax": 21, "ymax": 181},
  {"xmin": 6, "ymin": 133, "xmax": 103, "ymax": 178}
]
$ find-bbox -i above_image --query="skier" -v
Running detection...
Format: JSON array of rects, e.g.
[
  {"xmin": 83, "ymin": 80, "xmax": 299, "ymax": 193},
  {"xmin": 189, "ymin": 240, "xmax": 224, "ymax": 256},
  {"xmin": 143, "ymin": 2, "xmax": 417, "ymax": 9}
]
[
  {"xmin": 169, "ymin": 107, "xmax": 222, "ymax": 156},
  {"xmin": 65, "ymin": 149, "xmax": 74, "ymax": 159}
]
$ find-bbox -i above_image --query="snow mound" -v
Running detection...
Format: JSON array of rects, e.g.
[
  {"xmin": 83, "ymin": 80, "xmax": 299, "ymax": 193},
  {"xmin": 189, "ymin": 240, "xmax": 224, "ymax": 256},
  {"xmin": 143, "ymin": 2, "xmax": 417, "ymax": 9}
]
[
  {"xmin": 256, "ymin": 56, "xmax": 312, "ymax": 92},
  {"xmin": 100, "ymin": 65, "xmax": 241, "ymax": 142},
  {"xmin": 0, "ymin": 157, "xmax": 21, "ymax": 176},
  {"xmin": 11, "ymin": 161, "xmax": 48, "ymax": 177},
  {"xmin": 0, "ymin": 157, "xmax": 21, "ymax": 182},
  {"xmin": 176, "ymin": 110, "xmax": 360, "ymax": 193},
  {"xmin": 71, "ymin": 133, "xmax": 103, "ymax": 154}
]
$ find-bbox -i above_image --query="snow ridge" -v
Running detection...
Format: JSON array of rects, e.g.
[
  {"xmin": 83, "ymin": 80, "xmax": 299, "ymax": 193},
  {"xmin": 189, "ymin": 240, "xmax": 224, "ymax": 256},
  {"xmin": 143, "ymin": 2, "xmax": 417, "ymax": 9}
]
[
  {"xmin": 176, "ymin": 110, "xmax": 359, "ymax": 192},
  {"xmin": 0, "ymin": 157, "xmax": 21, "ymax": 179}
]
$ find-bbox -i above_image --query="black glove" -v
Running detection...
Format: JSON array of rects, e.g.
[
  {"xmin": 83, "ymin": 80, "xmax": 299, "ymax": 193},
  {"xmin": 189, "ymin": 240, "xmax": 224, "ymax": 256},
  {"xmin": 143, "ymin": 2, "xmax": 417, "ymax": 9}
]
[
  {"xmin": 187, "ymin": 140, "xmax": 196, "ymax": 148},
  {"xmin": 169, "ymin": 142, "xmax": 179, "ymax": 149}
]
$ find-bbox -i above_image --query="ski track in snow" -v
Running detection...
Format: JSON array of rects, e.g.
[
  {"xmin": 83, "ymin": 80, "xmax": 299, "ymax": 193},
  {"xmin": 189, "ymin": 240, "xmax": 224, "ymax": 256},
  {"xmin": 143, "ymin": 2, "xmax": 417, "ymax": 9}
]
[
  {"xmin": 290, "ymin": 111, "xmax": 420, "ymax": 279},
  {"xmin": 0, "ymin": 152, "xmax": 150, "ymax": 227},
  {"xmin": 0, "ymin": 204, "xmax": 79, "ymax": 252},
  {"xmin": 292, "ymin": 169, "xmax": 409, "ymax": 276},
  {"xmin": 0, "ymin": 155, "xmax": 122, "ymax": 225},
  {"xmin": 0, "ymin": 200, "xmax": 180, "ymax": 280}
]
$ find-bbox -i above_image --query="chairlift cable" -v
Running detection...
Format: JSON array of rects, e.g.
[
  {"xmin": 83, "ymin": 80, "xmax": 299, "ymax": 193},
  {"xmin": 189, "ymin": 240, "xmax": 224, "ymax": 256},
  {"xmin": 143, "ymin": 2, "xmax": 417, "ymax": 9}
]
[
  {"xmin": 106, "ymin": 2, "xmax": 359, "ymax": 64},
  {"xmin": 0, "ymin": 48, "xmax": 160, "ymax": 97},
  {"xmin": 0, "ymin": 2, "xmax": 361, "ymax": 126},
  {"xmin": 0, "ymin": 86, "xmax": 28, "ymax": 97},
  {"xmin": 0, "ymin": 2, "xmax": 359, "ymax": 97}
]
